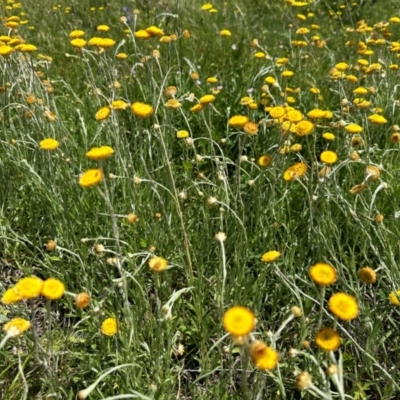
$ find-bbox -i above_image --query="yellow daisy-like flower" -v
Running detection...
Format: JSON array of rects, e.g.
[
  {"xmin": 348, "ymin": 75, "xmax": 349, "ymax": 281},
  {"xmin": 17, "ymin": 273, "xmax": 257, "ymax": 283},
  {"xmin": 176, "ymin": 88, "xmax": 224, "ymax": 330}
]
[
  {"xmin": 134, "ymin": 30, "xmax": 151, "ymax": 40},
  {"xmin": 261, "ymin": 250, "xmax": 281, "ymax": 263},
  {"xmin": 322, "ymin": 132, "xmax": 335, "ymax": 141},
  {"xmin": 353, "ymin": 86, "xmax": 368, "ymax": 95},
  {"xmin": 40, "ymin": 138, "xmax": 59, "ymax": 150},
  {"xmin": 281, "ymin": 70, "xmax": 294, "ymax": 78},
  {"xmin": 295, "ymin": 120, "xmax": 314, "ymax": 136},
  {"xmin": 207, "ymin": 77, "xmax": 218, "ymax": 84},
  {"xmin": 176, "ymin": 130, "xmax": 189, "ymax": 139},
  {"xmin": 0, "ymin": 45, "xmax": 14, "ymax": 57},
  {"xmin": 265, "ymin": 76, "xmax": 276, "ymax": 85},
  {"xmin": 116, "ymin": 52, "xmax": 128, "ymax": 60},
  {"xmin": 131, "ymin": 102, "xmax": 154, "ymax": 118},
  {"xmin": 101, "ymin": 317, "xmax": 118, "ymax": 336},
  {"xmin": 19, "ymin": 44, "xmax": 38, "ymax": 53},
  {"xmin": 111, "ymin": 100, "xmax": 129, "ymax": 110},
  {"xmin": 307, "ymin": 108, "xmax": 326, "ymax": 119},
  {"xmin": 95, "ymin": 106, "xmax": 111, "ymax": 121},
  {"xmin": 335, "ymin": 62, "xmax": 348, "ymax": 71},
  {"xmin": 283, "ymin": 162, "xmax": 307, "ymax": 181},
  {"xmin": 368, "ymin": 114, "xmax": 387, "ymax": 124},
  {"xmin": 165, "ymin": 99, "xmax": 182, "ymax": 109},
  {"xmin": 191, "ymin": 104, "xmax": 204, "ymax": 113},
  {"xmin": 199, "ymin": 94, "xmax": 216, "ymax": 105},
  {"xmin": 244, "ymin": 122, "xmax": 259, "ymax": 136},
  {"xmin": 228, "ymin": 115, "xmax": 249, "ymax": 128},
  {"xmin": 223, "ymin": 306, "xmax": 255, "ymax": 336},
  {"xmin": 291, "ymin": 143, "xmax": 302, "ymax": 152},
  {"xmin": 145, "ymin": 26, "xmax": 164, "ymax": 37},
  {"xmin": 3, "ymin": 318, "xmax": 31, "ymax": 338},
  {"xmin": 269, "ymin": 106, "xmax": 286, "ymax": 119},
  {"xmin": 148, "ymin": 257, "xmax": 168, "ymax": 272},
  {"xmin": 250, "ymin": 340, "xmax": 279, "ymax": 370},
  {"xmin": 258, "ymin": 155, "xmax": 272, "ymax": 167},
  {"xmin": 359, "ymin": 267, "xmax": 376, "ymax": 284},
  {"xmin": 309, "ymin": 263, "xmax": 336, "ymax": 286},
  {"xmin": 389, "ymin": 290, "xmax": 400, "ymax": 306},
  {"xmin": 97, "ymin": 24, "xmax": 110, "ymax": 32},
  {"xmin": 1, "ymin": 288, "xmax": 22, "ymax": 304},
  {"xmin": 345, "ymin": 124, "xmax": 363, "ymax": 134},
  {"xmin": 315, "ymin": 327, "xmax": 340, "ymax": 351},
  {"xmin": 86, "ymin": 146, "xmax": 114, "ymax": 161},
  {"xmin": 220, "ymin": 29, "xmax": 232, "ymax": 36},
  {"xmin": 328, "ymin": 293, "xmax": 359, "ymax": 321},
  {"xmin": 96, "ymin": 38, "xmax": 116, "ymax": 49},
  {"xmin": 79, "ymin": 169, "xmax": 103, "ymax": 188},
  {"xmin": 41, "ymin": 278, "xmax": 65, "ymax": 300},
  {"xmin": 286, "ymin": 109, "xmax": 303, "ymax": 122},
  {"xmin": 69, "ymin": 30, "xmax": 85, "ymax": 38},
  {"xmin": 320, "ymin": 150, "xmax": 338, "ymax": 165},
  {"xmin": 15, "ymin": 276, "xmax": 43, "ymax": 299},
  {"xmin": 70, "ymin": 38, "xmax": 87, "ymax": 48}
]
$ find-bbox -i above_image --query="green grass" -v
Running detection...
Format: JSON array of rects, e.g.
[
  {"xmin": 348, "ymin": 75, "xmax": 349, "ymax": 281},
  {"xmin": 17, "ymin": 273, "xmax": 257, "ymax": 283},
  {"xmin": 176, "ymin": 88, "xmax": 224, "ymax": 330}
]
[{"xmin": 1, "ymin": 0, "xmax": 400, "ymax": 399}]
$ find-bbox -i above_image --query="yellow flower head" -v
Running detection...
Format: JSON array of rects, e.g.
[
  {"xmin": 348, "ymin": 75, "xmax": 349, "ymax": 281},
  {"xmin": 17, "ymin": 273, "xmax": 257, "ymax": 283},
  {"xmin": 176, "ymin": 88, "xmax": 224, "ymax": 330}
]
[
  {"xmin": 315, "ymin": 327, "xmax": 340, "ymax": 351},
  {"xmin": 281, "ymin": 70, "xmax": 294, "ymax": 78},
  {"xmin": 75, "ymin": 292, "xmax": 91, "ymax": 309},
  {"xmin": 79, "ymin": 169, "xmax": 103, "ymax": 188},
  {"xmin": 328, "ymin": 293, "xmax": 359, "ymax": 320},
  {"xmin": 70, "ymin": 38, "xmax": 87, "ymax": 48},
  {"xmin": 228, "ymin": 115, "xmax": 249, "ymax": 128},
  {"xmin": 69, "ymin": 30, "xmax": 85, "ymax": 38},
  {"xmin": 148, "ymin": 257, "xmax": 168, "ymax": 272},
  {"xmin": 286, "ymin": 109, "xmax": 303, "ymax": 122},
  {"xmin": 220, "ymin": 29, "xmax": 231, "ymax": 36},
  {"xmin": 389, "ymin": 290, "xmax": 400, "ymax": 306},
  {"xmin": 191, "ymin": 104, "xmax": 204, "ymax": 113},
  {"xmin": 111, "ymin": 100, "xmax": 129, "ymax": 110},
  {"xmin": 353, "ymin": 86, "xmax": 368, "ymax": 95},
  {"xmin": 295, "ymin": 120, "xmax": 314, "ymax": 136},
  {"xmin": 116, "ymin": 52, "xmax": 128, "ymax": 60},
  {"xmin": 41, "ymin": 278, "xmax": 65, "ymax": 300},
  {"xmin": 96, "ymin": 38, "xmax": 116, "ymax": 48},
  {"xmin": 322, "ymin": 132, "xmax": 335, "ymax": 141},
  {"xmin": 269, "ymin": 106, "xmax": 286, "ymax": 119},
  {"xmin": 309, "ymin": 263, "xmax": 336, "ymax": 286},
  {"xmin": 320, "ymin": 150, "xmax": 338, "ymax": 165},
  {"xmin": 134, "ymin": 30, "xmax": 151, "ymax": 40},
  {"xmin": 145, "ymin": 26, "xmax": 164, "ymax": 37},
  {"xmin": 95, "ymin": 106, "xmax": 111, "ymax": 121},
  {"xmin": 101, "ymin": 317, "xmax": 117, "ymax": 336},
  {"xmin": 3, "ymin": 318, "xmax": 31, "ymax": 338},
  {"xmin": 97, "ymin": 24, "xmax": 110, "ymax": 32},
  {"xmin": 165, "ymin": 99, "xmax": 182, "ymax": 109},
  {"xmin": 131, "ymin": 102, "xmax": 154, "ymax": 118},
  {"xmin": 359, "ymin": 267, "xmax": 376, "ymax": 284},
  {"xmin": 199, "ymin": 94, "xmax": 215, "ymax": 105},
  {"xmin": 86, "ymin": 146, "xmax": 114, "ymax": 161},
  {"xmin": 244, "ymin": 122, "xmax": 259, "ymax": 136},
  {"xmin": 40, "ymin": 138, "xmax": 59, "ymax": 150},
  {"xmin": 345, "ymin": 123, "xmax": 363, "ymax": 134},
  {"xmin": 177, "ymin": 130, "xmax": 189, "ymax": 139},
  {"xmin": 368, "ymin": 114, "xmax": 387, "ymax": 124},
  {"xmin": 223, "ymin": 306, "xmax": 255, "ymax": 336},
  {"xmin": 250, "ymin": 340, "xmax": 279, "ymax": 370},
  {"xmin": 283, "ymin": 162, "xmax": 307, "ymax": 181},
  {"xmin": 15, "ymin": 276, "xmax": 43, "ymax": 299},
  {"xmin": 365, "ymin": 165, "xmax": 380, "ymax": 181},
  {"xmin": 0, "ymin": 45, "xmax": 14, "ymax": 57},
  {"xmin": 307, "ymin": 108, "xmax": 326, "ymax": 119},
  {"xmin": 335, "ymin": 62, "xmax": 348, "ymax": 71},
  {"xmin": 207, "ymin": 77, "xmax": 218, "ymax": 84},
  {"xmin": 261, "ymin": 250, "xmax": 281, "ymax": 263},
  {"xmin": 1, "ymin": 288, "xmax": 22, "ymax": 305}
]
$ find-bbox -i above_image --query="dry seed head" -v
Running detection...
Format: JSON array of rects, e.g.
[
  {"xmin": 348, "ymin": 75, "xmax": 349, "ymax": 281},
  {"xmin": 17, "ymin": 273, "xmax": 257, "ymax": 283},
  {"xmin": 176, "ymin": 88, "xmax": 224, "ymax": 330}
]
[
  {"xmin": 127, "ymin": 213, "xmax": 139, "ymax": 224},
  {"xmin": 295, "ymin": 372, "xmax": 313, "ymax": 390},
  {"xmin": 326, "ymin": 364, "xmax": 339, "ymax": 376},
  {"xmin": 45, "ymin": 240, "xmax": 57, "ymax": 251},
  {"xmin": 291, "ymin": 306, "xmax": 302, "ymax": 317},
  {"xmin": 93, "ymin": 243, "xmax": 105, "ymax": 254},
  {"xmin": 214, "ymin": 232, "xmax": 227, "ymax": 243}
]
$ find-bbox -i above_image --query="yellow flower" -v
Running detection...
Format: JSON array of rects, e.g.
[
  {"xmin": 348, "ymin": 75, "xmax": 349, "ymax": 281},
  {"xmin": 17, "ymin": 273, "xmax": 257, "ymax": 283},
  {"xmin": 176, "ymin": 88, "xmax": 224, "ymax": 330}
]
[
  {"xmin": 97, "ymin": 24, "xmax": 110, "ymax": 32},
  {"xmin": 261, "ymin": 250, "xmax": 281, "ymax": 263},
  {"xmin": 3, "ymin": 318, "xmax": 31, "ymax": 338},
  {"xmin": 294, "ymin": 120, "xmax": 314, "ymax": 136},
  {"xmin": 177, "ymin": 130, "xmax": 189, "ymax": 139},
  {"xmin": 283, "ymin": 162, "xmax": 307, "ymax": 181},
  {"xmin": 281, "ymin": 70, "xmax": 294, "ymax": 78},
  {"xmin": 254, "ymin": 51, "xmax": 265, "ymax": 59},
  {"xmin": 116, "ymin": 52, "xmax": 128, "ymax": 60},
  {"xmin": 1, "ymin": 288, "xmax": 22, "ymax": 304},
  {"xmin": 75, "ymin": 292, "xmax": 91, "ymax": 309},
  {"xmin": 322, "ymin": 132, "xmax": 335, "ymax": 141},
  {"xmin": 134, "ymin": 30, "xmax": 151, "ymax": 40},
  {"xmin": 18, "ymin": 44, "xmax": 37, "ymax": 53},
  {"xmin": 15, "ymin": 276, "xmax": 43, "ymax": 299},
  {"xmin": 368, "ymin": 114, "xmax": 387, "ymax": 124},
  {"xmin": 0, "ymin": 45, "xmax": 15, "ymax": 56},
  {"xmin": 220, "ymin": 29, "xmax": 231, "ymax": 36},
  {"xmin": 269, "ymin": 106, "xmax": 286, "ymax": 119},
  {"xmin": 223, "ymin": 306, "xmax": 255, "ymax": 336},
  {"xmin": 328, "ymin": 293, "xmax": 359, "ymax": 321},
  {"xmin": 111, "ymin": 99, "xmax": 129, "ymax": 110},
  {"xmin": 70, "ymin": 38, "xmax": 87, "ymax": 48},
  {"xmin": 286, "ymin": 109, "xmax": 303, "ymax": 122},
  {"xmin": 206, "ymin": 77, "xmax": 218, "ymax": 84},
  {"xmin": 228, "ymin": 115, "xmax": 249, "ymax": 128},
  {"xmin": 265, "ymin": 76, "xmax": 276, "ymax": 85},
  {"xmin": 97, "ymin": 38, "xmax": 116, "ymax": 48},
  {"xmin": 320, "ymin": 150, "xmax": 338, "ymax": 165},
  {"xmin": 345, "ymin": 123, "xmax": 363, "ymax": 134},
  {"xmin": 201, "ymin": 2, "xmax": 213, "ymax": 10},
  {"xmin": 69, "ymin": 30, "xmax": 85, "ymax": 38},
  {"xmin": 296, "ymin": 27, "xmax": 310, "ymax": 35},
  {"xmin": 159, "ymin": 36, "xmax": 172, "ymax": 43},
  {"xmin": 365, "ymin": 165, "xmax": 380, "ymax": 181},
  {"xmin": 309, "ymin": 263, "xmax": 336, "ymax": 286},
  {"xmin": 353, "ymin": 86, "xmax": 368, "ymax": 95},
  {"xmin": 307, "ymin": 108, "xmax": 325, "ymax": 119},
  {"xmin": 258, "ymin": 155, "xmax": 272, "ymax": 167},
  {"xmin": 145, "ymin": 26, "xmax": 164, "ymax": 37},
  {"xmin": 389, "ymin": 290, "xmax": 400, "ymax": 306},
  {"xmin": 41, "ymin": 278, "xmax": 65, "ymax": 300},
  {"xmin": 165, "ymin": 99, "xmax": 182, "ymax": 109},
  {"xmin": 291, "ymin": 143, "xmax": 302, "ymax": 152},
  {"xmin": 359, "ymin": 267, "xmax": 376, "ymax": 284},
  {"xmin": 191, "ymin": 104, "xmax": 204, "ymax": 113},
  {"xmin": 40, "ymin": 138, "xmax": 59, "ymax": 150},
  {"xmin": 131, "ymin": 102, "xmax": 154, "ymax": 118},
  {"xmin": 315, "ymin": 327, "xmax": 340, "ymax": 351},
  {"xmin": 244, "ymin": 122, "xmax": 259, "ymax": 136},
  {"xmin": 95, "ymin": 106, "xmax": 111, "ymax": 121},
  {"xmin": 148, "ymin": 257, "xmax": 168, "ymax": 272},
  {"xmin": 335, "ymin": 62, "xmax": 348, "ymax": 71},
  {"xmin": 199, "ymin": 94, "xmax": 216, "ymax": 105},
  {"xmin": 86, "ymin": 146, "xmax": 114, "ymax": 161},
  {"xmin": 79, "ymin": 169, "xmax": 103, "ymax": 188},
  {"xmin": 250, "ymin": 341, "xmax": 279, "ymax": 370},
  {"xmin": 101, "ymin": 317, "xmax": 118, "ymax": 336}
]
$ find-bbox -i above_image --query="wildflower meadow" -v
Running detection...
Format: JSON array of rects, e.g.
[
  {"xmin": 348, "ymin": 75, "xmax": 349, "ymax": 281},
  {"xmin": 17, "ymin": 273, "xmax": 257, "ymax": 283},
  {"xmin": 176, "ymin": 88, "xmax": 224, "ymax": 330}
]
[{"xmin": 2, "ymin": 0, "xmax": 400, "ymax": 398}]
